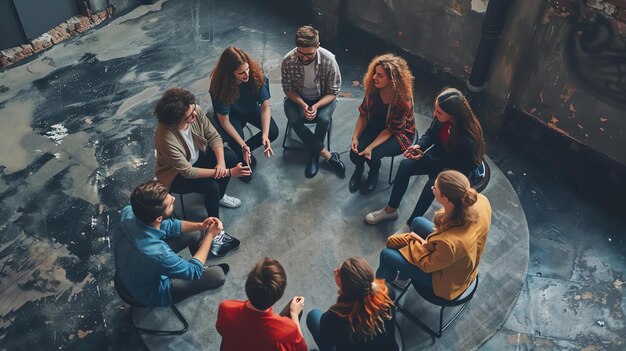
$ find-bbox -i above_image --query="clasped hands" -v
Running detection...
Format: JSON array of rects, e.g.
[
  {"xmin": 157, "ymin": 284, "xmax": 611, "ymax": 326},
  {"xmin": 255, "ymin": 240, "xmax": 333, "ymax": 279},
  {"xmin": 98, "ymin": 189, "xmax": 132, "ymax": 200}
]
[
  {"xmin": 303, "ymin": 104, "xmax": 318, "ymax": 121},
  {"xmin": 351, "ymin": 137, "xmax": 373, "ymax": 160}
]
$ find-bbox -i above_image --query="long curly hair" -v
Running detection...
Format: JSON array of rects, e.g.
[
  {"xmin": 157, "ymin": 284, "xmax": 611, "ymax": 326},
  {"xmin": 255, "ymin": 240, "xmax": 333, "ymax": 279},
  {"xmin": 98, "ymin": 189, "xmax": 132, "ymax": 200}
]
[
  {"xmin": 433, "ymin": 170, "xmax": 479, "ymax": 231},
  {"xmin": 435, "ymin": 87, "xmax": 485, "ymax": 166},
  {"xmin": 363, "ymin": 53, "xmax": 414, "ymax": 106},
  {"xmin": 329, "ymin": 257, "xmax": 394, "ymax": 344},
  {"xmin": 209, "ymin": 47, "xmax": 264, "ymax": 105}
]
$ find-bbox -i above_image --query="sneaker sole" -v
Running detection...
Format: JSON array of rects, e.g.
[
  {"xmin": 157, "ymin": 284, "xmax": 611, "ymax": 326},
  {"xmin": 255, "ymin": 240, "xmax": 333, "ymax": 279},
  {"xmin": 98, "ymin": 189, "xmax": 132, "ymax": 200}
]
[
  {"xmin": 210, "ymin": 243, "xmax": 241, "ymax": 257},
  {"xmin": 364, "ymin": 213, "xmax": 398, "ymax": 225},
  {"xmin": 219, "ymin": 202, "xmax": 241, "ymax": 209}
]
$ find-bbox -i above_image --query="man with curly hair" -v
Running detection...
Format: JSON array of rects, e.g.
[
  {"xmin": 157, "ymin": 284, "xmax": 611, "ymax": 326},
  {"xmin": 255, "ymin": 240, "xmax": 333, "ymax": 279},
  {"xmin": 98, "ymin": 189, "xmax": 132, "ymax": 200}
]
[{"xmin": 154, "ymin": 87, "xmax": 249, "ymax": 256}]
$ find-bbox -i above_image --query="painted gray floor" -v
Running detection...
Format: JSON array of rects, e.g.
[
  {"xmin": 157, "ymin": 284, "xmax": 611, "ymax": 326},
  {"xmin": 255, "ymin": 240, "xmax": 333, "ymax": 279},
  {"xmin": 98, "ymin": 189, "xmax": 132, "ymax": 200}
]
[{"xmin": 0, "ymin": 0, "xmax": 624, "ymax": 350}]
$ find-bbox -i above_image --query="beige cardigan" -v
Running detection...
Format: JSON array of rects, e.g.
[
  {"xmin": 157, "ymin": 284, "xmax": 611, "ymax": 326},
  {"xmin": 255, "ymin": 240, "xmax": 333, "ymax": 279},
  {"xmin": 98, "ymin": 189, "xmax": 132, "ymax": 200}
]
[
  {"xmin": 154, "ymin": 105, "xmax": 223, "ymax": 189},
  {"xmin": 386, "ymin": 194, "xmax": 492, "ymax": 300}
]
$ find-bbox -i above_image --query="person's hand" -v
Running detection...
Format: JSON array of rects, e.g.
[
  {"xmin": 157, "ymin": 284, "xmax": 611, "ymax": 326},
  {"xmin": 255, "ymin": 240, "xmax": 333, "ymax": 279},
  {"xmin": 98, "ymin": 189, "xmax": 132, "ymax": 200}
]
[
  {"xmin": 408, "ymin": 232, "xmax": 426, "ymax": 244},
  {"xmin": 304, "ymin": 104, "xmax": 317, "ymax": 121},
  {"xmin": 215, "ymin": 162, "xmax": 228, "ymax": 179},
  {"xmin": 242, "ymin": 145, "xmax": 252, "ymax": 166},
  {"xmin": 358, "ymin": 147, "xmax": 373, "ymax": 160},
  {"xmin": 404, "ymin": 145, "xmax": 424, "ymax": 160},
  {"xmin": 230, "ymin": 162, "xmax": 252, "ymax": 177},
  {"xmin": 202, "ymin": 217, "xmax": 223, "ymax": 237},
  {"xmin": 351, "ymin": 137, "xmax": 359, "ymax": 153},
  {"xmin": 262, "ymin": 136, "xmax": 274, "ymax": 158},
  {"xmin": 403, "ymin": 145, "xmax": 420, "ymax": 158},
  {"xmin": 290, "ymin": 296, "xmax": 305, "ymax": 317}
]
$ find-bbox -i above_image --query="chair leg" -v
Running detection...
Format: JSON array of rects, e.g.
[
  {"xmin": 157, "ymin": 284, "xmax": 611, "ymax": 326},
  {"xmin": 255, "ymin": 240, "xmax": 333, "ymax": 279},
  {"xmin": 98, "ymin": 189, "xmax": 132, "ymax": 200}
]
[
  {"xmin": 388, "ymin": 156, "xmax": 395, "ymax": 185},
  {"xmin": 131, "ymin": 305, "xmax": 189, "ymax": 336},
  {"xmin": 326, "ymin": 118, "xmax": 332, "ymax": 151},
  {"xmin": 282, "ymin": 121, "xmax": 290, "ymax": 150},
  {"xmin": 395, "ymin": 300, "xmax": 437, "ymax": 338},
  {"xmin": 439, "ymin": 300, "xmax": 471, "ymax": 337}
]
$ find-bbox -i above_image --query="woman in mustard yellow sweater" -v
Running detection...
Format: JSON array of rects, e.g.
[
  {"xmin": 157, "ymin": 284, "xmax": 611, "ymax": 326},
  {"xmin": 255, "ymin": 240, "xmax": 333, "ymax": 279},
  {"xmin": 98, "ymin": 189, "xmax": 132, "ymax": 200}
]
[{"xmin": 375, "ymin": 170, "xmax": 492, "ymax": 300}]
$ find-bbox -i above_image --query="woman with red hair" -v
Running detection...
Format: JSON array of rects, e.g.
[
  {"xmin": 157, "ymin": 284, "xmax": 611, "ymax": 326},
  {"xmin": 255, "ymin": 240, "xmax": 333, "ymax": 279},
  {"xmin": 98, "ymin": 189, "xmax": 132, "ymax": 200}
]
[{"xmin": 306, "ymin": 257, "xmax": 398, "ymax": 351}]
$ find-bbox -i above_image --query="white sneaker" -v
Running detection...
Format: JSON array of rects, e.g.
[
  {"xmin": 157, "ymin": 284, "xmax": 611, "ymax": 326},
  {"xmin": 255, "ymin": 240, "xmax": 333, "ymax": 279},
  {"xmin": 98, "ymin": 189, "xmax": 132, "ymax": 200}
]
[
  {"xmin": 394, "ymin": 223, "xmax": 410, "ymax": 234},
  {"xmin": 219, "ymin": 194, "xmax": 241, "ymax": 208},
  {"xmin": 364, "ymin": 208, "xmax": 398, "ymax": 224}
]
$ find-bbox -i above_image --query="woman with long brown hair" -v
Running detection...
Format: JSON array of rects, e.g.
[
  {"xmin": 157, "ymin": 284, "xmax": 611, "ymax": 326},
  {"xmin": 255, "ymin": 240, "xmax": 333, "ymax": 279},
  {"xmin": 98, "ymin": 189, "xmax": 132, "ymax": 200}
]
[
  {"xmin": 365, "ymin": 87, "xmax": 485, "ymax": 229},
  {"xmin": 376, "ymin": 170, "xmax": 492, "ymax": 301},
  {"xmin": 307, "ymin": 257, "xmax": 398, "ymax": 351},
  {"xmin": 210, "ymin": 47, "xmax": 279, "ymax": 183},
  {"xmin": 349, "ymin": 53, "xmax": 415, "ymax": 194}
]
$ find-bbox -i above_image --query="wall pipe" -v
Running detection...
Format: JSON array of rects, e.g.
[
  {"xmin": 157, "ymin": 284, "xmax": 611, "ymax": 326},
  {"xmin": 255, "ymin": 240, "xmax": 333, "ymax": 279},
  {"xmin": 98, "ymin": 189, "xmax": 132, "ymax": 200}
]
[{"xmin": 467, "ymin": 0, "xmax": 512, "ymax": 92}]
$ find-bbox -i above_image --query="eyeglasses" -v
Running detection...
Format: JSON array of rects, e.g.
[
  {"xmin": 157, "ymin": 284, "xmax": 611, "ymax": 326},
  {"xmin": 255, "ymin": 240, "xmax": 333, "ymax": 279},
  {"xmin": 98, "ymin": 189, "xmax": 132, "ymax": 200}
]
[{"xmin": 296, "ymin": 49, "xmax": 317, "ymax": 58}]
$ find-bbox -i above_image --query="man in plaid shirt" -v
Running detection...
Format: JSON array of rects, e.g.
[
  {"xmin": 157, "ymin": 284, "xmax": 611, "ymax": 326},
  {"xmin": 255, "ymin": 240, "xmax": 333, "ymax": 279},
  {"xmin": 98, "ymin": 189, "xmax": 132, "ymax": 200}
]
[{"xmin": 281, "ymin": 25, "xmax": 345, "ymax": 179}]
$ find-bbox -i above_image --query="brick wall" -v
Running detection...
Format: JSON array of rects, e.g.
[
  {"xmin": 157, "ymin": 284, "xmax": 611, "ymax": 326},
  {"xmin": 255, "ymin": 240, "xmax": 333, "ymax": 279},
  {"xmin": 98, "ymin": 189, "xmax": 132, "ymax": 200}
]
[{"xmin": 0, "ymin": 6, "xmax": 114, "ymax": 68}]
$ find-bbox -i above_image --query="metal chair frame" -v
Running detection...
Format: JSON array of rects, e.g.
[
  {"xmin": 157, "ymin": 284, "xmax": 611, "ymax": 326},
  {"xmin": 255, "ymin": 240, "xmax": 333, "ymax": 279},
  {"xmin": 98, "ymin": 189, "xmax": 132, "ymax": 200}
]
[
  {"xmin": 114, "ymin": 274, "xmax": 188, "ymax": 336},
  {"xmin": 394, "ymin": 275, "xmax": 478, "ymax": 338}
]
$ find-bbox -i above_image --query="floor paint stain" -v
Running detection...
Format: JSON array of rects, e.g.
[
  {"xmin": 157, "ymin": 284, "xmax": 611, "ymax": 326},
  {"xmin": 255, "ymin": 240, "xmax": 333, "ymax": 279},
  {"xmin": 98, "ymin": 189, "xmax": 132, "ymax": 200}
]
[
  {"xmin": 0, "ymin": 99, "xmax": 54, "ymax": 173},
  {"xmin": 116, "ymin": 86, "xmax": 160, "ymax": 115}
]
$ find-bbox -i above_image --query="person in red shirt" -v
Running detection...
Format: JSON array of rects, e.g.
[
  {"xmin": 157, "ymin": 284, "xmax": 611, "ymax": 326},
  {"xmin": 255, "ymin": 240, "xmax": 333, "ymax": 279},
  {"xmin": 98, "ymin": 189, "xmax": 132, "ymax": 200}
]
[{"xmin": 216, "ymin": 257, "xmax": 307, "ymax": 351}]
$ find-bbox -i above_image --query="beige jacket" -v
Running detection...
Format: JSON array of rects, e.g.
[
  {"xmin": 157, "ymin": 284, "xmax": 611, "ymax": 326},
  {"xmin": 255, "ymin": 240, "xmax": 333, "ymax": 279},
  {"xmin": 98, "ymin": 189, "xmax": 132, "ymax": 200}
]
[
  {"xmin": 386, "ymin": 194, "xmax": 492, "ymax": 300},
  {"xmin": 154, "ymin": 105, "xmax": 223, "ymax": 189}
]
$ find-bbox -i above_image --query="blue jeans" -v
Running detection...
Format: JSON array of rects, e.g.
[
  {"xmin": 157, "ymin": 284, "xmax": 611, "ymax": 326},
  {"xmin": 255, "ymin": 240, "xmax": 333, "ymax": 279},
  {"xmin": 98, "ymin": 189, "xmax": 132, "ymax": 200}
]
[
  {"xmin": 376, "ymin": 217, "xmax": 435, "ymax": 288},
  {"xmin": 284, "ymin": 98, "xmax": 336, "ymax": 153},
  {"xmin": 306, "ymin": 309, "xmax": 336, "ymax": 351}
]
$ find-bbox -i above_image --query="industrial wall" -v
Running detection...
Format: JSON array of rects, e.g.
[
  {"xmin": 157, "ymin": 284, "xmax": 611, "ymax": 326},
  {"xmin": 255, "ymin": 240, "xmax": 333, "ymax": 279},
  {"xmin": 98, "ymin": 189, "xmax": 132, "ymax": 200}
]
[{"xmin": 311, "ymin": 0, "xmax": 626, "ymax": 167}]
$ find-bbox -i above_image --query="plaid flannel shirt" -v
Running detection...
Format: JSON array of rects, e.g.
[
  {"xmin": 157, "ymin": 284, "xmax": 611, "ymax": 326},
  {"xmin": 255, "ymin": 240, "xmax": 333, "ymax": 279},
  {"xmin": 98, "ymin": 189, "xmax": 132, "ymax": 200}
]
[
  {"xmin": 358, "ymin": 92, "xmax": 416, "ymax": 151},
  {"xmin": 281, "ymin": 46, "xmax": 341, "ymax": 97}
]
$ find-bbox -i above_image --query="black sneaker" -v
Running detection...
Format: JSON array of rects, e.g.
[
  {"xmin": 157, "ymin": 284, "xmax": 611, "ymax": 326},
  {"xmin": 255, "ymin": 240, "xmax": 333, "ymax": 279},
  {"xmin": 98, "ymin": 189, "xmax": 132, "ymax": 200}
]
[
  {"xmin": 250, "ymin": 155, "xmax": 257, "ymax": 168},
  {"xmin": 210, "ymin": 232, "xmax": 241, "ymax": 257}
]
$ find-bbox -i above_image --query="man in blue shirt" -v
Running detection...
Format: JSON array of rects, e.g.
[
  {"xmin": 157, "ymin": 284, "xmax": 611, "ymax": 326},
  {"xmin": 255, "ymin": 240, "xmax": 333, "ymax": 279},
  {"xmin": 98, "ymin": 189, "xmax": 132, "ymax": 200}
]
[{"xmin": 113, "ymin": 180, "xmax": 237, "ymax": 306}]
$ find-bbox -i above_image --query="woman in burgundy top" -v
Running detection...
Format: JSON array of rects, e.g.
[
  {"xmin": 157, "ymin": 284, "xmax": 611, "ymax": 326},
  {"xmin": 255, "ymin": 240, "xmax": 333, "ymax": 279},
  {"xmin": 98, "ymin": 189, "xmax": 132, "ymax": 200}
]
[
  {"xmin": 365, "ymin": 87, "xmax": 485, "ymax": 228},
  {"xmin": 349, "ymin": 54, "xmax": 416, "ymax": 194}
]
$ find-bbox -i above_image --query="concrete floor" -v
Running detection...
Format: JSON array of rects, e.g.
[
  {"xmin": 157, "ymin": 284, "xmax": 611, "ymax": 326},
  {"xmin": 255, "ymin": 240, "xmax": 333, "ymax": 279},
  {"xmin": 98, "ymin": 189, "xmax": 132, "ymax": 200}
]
[{"xmin": 0, "ymin": 0, "xmax": 624, "ymax": 350}]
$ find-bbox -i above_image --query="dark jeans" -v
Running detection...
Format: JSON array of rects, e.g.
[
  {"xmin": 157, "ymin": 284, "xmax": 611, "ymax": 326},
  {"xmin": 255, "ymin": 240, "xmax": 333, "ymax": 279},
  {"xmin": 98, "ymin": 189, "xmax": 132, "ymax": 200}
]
[
  {"xmin": 170, "ymin": 148, "xmax": 238, "ymax": 218},
  {"xmin": 284, "ymin": 98, "xmax": 336, "ymax": 154},
  {"xmin": 164, "ymin": 232, "xmax": 226, "ymax": 303},
  {"xmin": 216, "ymin": 107, "xmax": 279, "ymax": 163},
  {"xmin": 306, "ymin": 309, "xmax": 336, "ymax": 351},
  {"xmin": 349, "ymin": 123, "xmax": 403, "ymax": 173},
  {"xmin": 388, "ymin": 156, "xmax": 445, "ymax": 225},
  {"xmin": 376, "ymin": 217, "xmax": 435, "ymax": 289}
]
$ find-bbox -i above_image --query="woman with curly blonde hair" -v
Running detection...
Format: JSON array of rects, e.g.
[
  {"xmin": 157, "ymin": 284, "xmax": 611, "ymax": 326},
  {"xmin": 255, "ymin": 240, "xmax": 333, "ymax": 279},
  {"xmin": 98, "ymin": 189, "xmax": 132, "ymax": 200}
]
[
  {"xmin": 376, "ymin": 170, "xmax": 492, "ymax": 301},
  {"xmin": 307, "ymin": 257, "xmax": 398, "ymax": 351},
  {"xmin": 349, "ymin": 53, "xmax": 415, "ymax": 194},
  {"xmin": 210, "ymin": 47, "xmax": 279, "ymax": 183}
]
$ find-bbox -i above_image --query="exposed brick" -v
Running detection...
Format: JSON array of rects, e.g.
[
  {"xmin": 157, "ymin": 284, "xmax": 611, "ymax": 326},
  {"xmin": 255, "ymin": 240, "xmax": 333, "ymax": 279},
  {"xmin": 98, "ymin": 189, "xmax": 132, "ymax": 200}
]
[
  {"xmin": 20, "ymin": 44, "xmax": 34, "ymax": 56},
  {"xmin": 106, "ymin": 5, "xmax": 114, "ymax": 16},
  {"xmin": 91, "ymin": 14, "xmax": 102, "ymax": 25},
  {"xmin": 74, "ymin": 16, "xmax": 91, "ymax": 32},
  {"xmin": 97, "ymin": 10, "xmax": 107, "ymax": 20},
  {"xmin": 606, "ymin": 0, "xmax": 626, "ymax": 9},
  {"xmin": 0, "ymin": 56, "xmax": 11, "ymax": 68}
]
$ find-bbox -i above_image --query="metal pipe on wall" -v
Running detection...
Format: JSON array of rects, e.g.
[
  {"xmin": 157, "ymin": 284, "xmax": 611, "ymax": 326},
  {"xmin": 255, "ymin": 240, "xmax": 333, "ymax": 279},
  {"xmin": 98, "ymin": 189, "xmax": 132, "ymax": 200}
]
[{"xmin": 467, "ymin": 0, "xmax": 512, "ymax": 92}]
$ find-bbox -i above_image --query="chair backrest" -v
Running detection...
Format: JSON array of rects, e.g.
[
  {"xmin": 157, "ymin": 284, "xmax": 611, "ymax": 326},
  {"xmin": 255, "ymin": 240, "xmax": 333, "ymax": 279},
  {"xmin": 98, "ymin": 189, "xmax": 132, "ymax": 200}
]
[
  {"xmin": 414, "ymin": 274, "xmax": 479, "ymax": 307},
  {"xmin": 114, "ymin": 273, "xmax": 145, "ymax": 307},
  {"xmin": 469, "ymin": 161, "xmax": 490, "ymax": 193}
]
